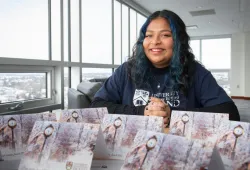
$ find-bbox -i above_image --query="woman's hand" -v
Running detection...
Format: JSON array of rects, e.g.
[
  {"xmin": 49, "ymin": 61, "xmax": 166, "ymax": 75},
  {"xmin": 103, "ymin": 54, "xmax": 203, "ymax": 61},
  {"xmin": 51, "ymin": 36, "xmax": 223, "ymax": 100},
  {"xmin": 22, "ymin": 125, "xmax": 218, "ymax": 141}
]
[{"xmin": 144, "ymin": 97, "xmax": 171, "ymax": 126}]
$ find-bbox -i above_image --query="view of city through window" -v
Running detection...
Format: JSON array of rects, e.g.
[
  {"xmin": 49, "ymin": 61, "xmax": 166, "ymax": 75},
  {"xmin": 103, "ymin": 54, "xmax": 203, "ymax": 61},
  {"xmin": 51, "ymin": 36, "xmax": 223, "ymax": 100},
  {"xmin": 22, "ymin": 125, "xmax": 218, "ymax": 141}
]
[{"xmin": 0, "ymin": 73, "xmax": 47, "ymax": 104}]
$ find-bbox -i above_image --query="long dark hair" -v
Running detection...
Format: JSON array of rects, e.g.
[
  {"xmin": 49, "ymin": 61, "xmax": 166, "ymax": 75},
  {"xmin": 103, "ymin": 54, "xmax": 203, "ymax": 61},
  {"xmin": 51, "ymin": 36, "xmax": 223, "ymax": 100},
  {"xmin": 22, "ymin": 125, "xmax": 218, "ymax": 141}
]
[{"xmin": 127, "ymin": 9, "xmax": 196, "ymax": 96}]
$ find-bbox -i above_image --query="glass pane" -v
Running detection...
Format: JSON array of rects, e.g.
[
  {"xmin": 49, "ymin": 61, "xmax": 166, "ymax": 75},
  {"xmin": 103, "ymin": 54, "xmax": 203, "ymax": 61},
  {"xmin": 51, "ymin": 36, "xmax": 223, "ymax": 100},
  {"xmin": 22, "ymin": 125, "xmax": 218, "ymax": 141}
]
[
  {"xmin": 202, "ymin": 38, "xmax": 231, "ymax": 69},
  {"xmin": 190, "ymin": 40, "xmax": 200, "ymax": 61},
  {"xmin": 51, "ymin": 0, "xmax": 61, "ymax": 61},
  {"xmin": 82, "ymin": 68, "xmax": 112, "ymax": 81},
  {"xmin": 122, "ymin": 4, "xmax": 129, "ymax": 63},
  {"xmin": 63, "ymin": 0, "xmax": 69, "ymax": 61},
  {"xmin": 0, "ymin": 1, "xmax": 48, "ymax": 59},
  {"xmin": 82, "ymin": 0, "xmax": 112, "ymax": 64},
  {"xmin": 0, "ymin": 73, "xmax": 47, "ymax": 104},
  {"xmin": 114, "ymin": 0, "xmax": 121, "ymax": 65},
  {"xmin": 130, "ymin": 9, "xmax": 137, "ymax": 56},
  {"xmin": 71, "ymin": 0, "xmax": 80, "ymax": 62},
  {"xmin": 64, "ymin": 67, "xmax": 69, "ymax": 109},
  {"xmin": 137, "ymin": 13, "xmax": 146, "ymax": 37},
  {"xmin": 211, "ymin": 72, "xmax": 230, "ymax": 94}
]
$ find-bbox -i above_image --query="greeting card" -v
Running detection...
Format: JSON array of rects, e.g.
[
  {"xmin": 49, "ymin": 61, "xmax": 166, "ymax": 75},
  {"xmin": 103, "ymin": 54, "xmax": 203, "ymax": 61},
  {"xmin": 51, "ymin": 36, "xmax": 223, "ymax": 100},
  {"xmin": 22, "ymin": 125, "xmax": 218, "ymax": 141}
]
[
  {"xmin": 101, "ymin": 114, "xmax": 163, "ymax": 160},
  {"xmin": 0, "ymin": 112, "xmax": 56, "ymax": 161},
  {"xmin": 216, "ymin": 120, "xmax": 250, "ymax": 170},
  {"xmin": 169, "ymin": 110, "xmax": 229, "ymax": 167},
  {"xmin": 18, "ymin": 121, "xmax": 104, "ymax": 170},
  {"xmin": 121, "ymin": 130, "xmax": 223, "ymax": 170}
]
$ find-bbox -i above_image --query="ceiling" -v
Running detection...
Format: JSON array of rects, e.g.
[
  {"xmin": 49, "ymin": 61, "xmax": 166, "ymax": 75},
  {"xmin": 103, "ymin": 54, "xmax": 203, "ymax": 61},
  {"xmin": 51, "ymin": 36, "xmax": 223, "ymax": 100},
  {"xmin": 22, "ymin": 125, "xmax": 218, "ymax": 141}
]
[{"xmin": 132, "ymin": 0, "xmax": 250, "ymax": 37}]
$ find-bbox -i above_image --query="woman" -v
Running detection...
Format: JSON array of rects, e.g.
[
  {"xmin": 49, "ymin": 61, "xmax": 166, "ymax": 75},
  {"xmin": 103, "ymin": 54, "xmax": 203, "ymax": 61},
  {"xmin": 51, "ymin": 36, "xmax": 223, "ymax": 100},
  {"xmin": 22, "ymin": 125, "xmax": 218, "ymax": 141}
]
[{"xmin": 91, "ymin": 9, "xmax": 240, "ymax": 126}]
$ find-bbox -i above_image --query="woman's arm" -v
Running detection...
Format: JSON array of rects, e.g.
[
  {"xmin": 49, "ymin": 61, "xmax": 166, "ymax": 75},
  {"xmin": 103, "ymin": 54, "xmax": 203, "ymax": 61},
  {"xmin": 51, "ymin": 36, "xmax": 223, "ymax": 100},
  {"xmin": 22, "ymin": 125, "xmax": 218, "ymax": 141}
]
[{"xmin": 184, "ymin": 102, "xmax": 240, "ymax": 121}]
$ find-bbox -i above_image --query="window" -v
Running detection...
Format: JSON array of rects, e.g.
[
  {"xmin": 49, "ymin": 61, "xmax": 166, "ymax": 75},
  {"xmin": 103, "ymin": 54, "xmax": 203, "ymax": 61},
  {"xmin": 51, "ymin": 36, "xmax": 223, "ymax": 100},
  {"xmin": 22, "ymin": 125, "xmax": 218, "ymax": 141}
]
[
  {"xmin": 191, "ymin": 37, "xmax": 231, "ymax": 94},
  {"xmin": 122, "ymin": 4, "xmax": 129, "ymax": 63},
  {"xmin": 81, "ymin": 0, "xmax": 112, "ymax": 64},
  {"xmin": 114, "ymin": 0, "xmax": 122, "ymax": 65},
  {"xmin": 0, "ymin": 0, "xmax": 148, "ymax": 114},
  {"xmin": 0, "ymin": 65, "xmax": 55, "ymax": 113},
  {"xmin": 70, "ymin": 0, "xmax": 80, "ymax": 62},
  {"xmin": 51, "ymin": 0, "xmax": 61, "ymax": 61},
  {"xmin": 130, "ymin": 9, "xmax": 137, "ymax": 56},
  {"xmin": 0, "ymin": 73, "xmax": 47, "ymax": 104},
  {"xmin": 202, "ymin": 38, "xmax": 231, "ymax": 69},
  {"xmin": 82, "ymin": 68, "xmax": 112, "ymax": 81},
  {"xmin": 0, "ymin": 1, "xmax": 48, "ymax": 59},
  {"xmin": 190, "ymin": 40, "xmax": 200, "ymax": 61},
  {"xmin": 137, "ymin": 13, "xmax": 146, "ymax": 37}
]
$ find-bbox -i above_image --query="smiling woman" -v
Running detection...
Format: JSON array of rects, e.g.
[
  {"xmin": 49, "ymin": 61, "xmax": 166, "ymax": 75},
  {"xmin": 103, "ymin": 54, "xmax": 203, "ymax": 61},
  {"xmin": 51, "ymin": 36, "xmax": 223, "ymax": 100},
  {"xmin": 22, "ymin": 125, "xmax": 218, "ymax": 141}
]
[{"xmin": 91, "ymin": 9, "xmax": 240, "ymax": 123}]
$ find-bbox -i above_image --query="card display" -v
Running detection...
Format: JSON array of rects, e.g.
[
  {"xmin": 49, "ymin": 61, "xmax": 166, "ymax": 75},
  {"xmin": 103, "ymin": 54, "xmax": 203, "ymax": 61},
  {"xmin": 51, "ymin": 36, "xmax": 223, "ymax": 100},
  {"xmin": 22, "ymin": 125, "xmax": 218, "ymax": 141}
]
[{"xmin": 101, "ymin": 114, "xmax": 163, "ymax": 159}]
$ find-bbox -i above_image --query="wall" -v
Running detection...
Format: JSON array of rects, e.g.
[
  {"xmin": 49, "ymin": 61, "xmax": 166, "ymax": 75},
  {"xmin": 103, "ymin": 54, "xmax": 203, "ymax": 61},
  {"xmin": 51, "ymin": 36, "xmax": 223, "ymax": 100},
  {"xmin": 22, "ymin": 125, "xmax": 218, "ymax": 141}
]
[
  {"xmin": 244, "ymin": 32, "xmax": 250, "ymax": 97},
  {"xmin": 231, "ymin": 31, "xmax": 250, "ymax": 97},
  {"xmin": 231, "ymin": 33, "xmax": 245, "ymax": 96}
]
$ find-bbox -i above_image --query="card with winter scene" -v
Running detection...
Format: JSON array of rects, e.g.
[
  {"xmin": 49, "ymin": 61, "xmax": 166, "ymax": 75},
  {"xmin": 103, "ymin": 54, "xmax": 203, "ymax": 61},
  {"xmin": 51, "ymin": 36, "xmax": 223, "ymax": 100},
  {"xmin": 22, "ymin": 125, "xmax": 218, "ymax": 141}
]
[
  {"xmin": 59, "ymin": 107, "xmax": 108, "ymax": 124},
  {"xmin": 18, "ymin": 121, "xmax": 106, "ymax": 170},
  {"xmin": 169, "ymin": 110, "xmax": 229, "ymax": 168},
  {"xmin": 100, "ymin": 114, "xmax": 163, "ymax": 160},
  {"xmin": 121, "ymin": 130, "xmax": 224, "ymax": 170},
  {"xmin": 216, "ymin": 120, "xmax": 250, "ymax": 170},
  {"xmin": 0, "ymin": 112, "xmax": 56, "ymax": 161}
]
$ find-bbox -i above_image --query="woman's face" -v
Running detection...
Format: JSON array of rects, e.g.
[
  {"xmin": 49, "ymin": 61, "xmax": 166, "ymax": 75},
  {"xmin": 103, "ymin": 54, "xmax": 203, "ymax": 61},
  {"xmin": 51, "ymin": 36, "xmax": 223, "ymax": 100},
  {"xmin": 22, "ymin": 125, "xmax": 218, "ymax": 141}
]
[{"xmin": 143, "ymin": 17, "xmax": 173, "ymax": 68}]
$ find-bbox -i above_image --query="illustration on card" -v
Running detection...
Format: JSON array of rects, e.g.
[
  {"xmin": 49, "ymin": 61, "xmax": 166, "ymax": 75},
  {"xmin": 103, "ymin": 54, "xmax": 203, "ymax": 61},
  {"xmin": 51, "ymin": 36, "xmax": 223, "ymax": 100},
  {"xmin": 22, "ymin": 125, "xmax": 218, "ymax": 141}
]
[
  {"xmin": 59, "ymin": 107, "xmax": 108, "ymax": 124},
  {"xmin": 216, "ymin": 121, "xmax": 250, "ymax": 170},
  {"xmin": 101, "ymin": 114, "xmax": 163, "ymax": 159},
  {"xmin": 0, "ymin": 115, "xmax": 22, "ymax": 160},
  {"xmin": 19, "ymin": 121, "xmax": 100, "ymax": 170},
  {"xmin": 121, "ymin": 130, "xmax": 212, "ymax": 170},
  {"xmin": 169, "ymin": 111, "xmax": 229, "ymax": 139}
]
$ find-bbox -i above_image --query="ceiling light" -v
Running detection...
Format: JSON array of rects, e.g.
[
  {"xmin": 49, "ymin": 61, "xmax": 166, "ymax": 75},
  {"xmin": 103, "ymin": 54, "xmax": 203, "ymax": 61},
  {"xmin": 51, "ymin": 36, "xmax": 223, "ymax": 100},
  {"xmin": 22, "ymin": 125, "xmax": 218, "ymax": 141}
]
[
  {"xmin": 196, "ymin": 6, "xmax": 203, "ymax": 9},
  {"xmin": 186, "ymin": 25, "xmax": 198, "ymax": 30}
]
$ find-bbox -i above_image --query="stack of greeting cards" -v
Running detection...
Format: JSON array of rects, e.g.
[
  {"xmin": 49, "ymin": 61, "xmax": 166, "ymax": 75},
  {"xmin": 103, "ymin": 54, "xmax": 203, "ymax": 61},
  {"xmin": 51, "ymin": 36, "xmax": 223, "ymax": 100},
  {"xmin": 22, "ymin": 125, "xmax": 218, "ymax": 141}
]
[{"xmin": 0, "ymin": 112, "xmax": 56, "ymax": 161}]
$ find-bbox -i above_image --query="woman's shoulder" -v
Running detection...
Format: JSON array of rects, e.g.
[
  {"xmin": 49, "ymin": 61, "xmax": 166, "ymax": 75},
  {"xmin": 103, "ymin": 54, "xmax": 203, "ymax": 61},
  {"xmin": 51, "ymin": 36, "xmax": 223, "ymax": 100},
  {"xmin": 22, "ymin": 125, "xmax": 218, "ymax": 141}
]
[{"xmin": 194, "ymin": 61, "xmax": 210, "ymax": 77}]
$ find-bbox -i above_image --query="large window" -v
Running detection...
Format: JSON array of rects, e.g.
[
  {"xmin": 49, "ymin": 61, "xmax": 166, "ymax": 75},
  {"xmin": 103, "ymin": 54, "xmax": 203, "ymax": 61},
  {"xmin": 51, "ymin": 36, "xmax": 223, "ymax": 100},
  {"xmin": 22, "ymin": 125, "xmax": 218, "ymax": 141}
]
[
  {"xmin": 0, "ymin": 0, "xmax": 149, "ymax": 114},
  {"xmin": 190, "ymin": 38, "xmax": 231, "ymax": 94}
]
